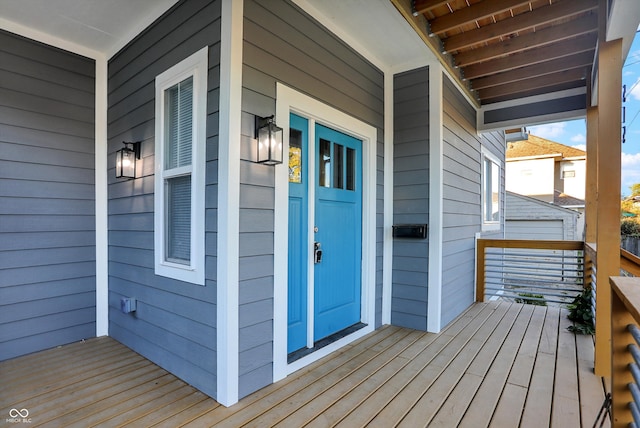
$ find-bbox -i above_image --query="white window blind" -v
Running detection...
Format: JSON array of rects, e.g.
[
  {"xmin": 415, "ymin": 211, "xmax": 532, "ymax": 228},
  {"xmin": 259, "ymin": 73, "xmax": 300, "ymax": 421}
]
[
  {"xmin": 167, "ymin": 175, "xmax": 191, "ymax": 262},
  {"xmin": 165, "ymin": 78, "xmax": 193, "ymax": 169}
]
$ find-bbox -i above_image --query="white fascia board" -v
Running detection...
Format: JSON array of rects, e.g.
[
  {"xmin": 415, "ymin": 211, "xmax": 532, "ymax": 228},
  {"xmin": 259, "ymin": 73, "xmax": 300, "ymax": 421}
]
[{"xmin": 217, "ymin": 0, "xmax": 242, "ymax": 407}]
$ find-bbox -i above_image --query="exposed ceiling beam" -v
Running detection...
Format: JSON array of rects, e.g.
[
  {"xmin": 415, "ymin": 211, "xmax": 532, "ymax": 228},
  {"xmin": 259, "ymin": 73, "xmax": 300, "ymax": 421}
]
[
  {"xmin": 478, "ymin": 67, "xmax": 588, "ymax": 100},
  {"xmin": 430, "ymin": 0, "xmax": 532, "ymax": 35},
  {"xmin": 444, "ymin": 0, "xmax": 598, "ymax": 53},
  {"xmin": 412, "ymin": 0, "xmax": 450, "ymax": 16},
  {"xmin": 454, "ymin": 13, "xmax": 597, "ymax": 67},
  {"xmin": 462, "ymin": 33, "xmax": 597, "ymax": 79},
  {"xmin": 471, "ymin": 51, "xmax": 594, "ymax": 90},
  {"xmin": 390, "ymin": 0, "xmax": 479, "ymax": 107}
]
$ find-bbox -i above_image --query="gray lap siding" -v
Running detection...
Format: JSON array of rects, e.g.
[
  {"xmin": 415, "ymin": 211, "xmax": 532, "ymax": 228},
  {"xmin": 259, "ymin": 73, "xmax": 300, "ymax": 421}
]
[
  {"xmin": 391, "ymin": 67, "xmax": 430, "ymax": 331},
  {"xmin": 441, "ymin": 75, "xmax": 504, "ymax": 327},
  {"xmin": 240, "ymin": 0, "xmax": 385, "ymax": 398},
  {"xmin": 0, "ymin": 30, "xmax": 96, "ymax": 361},
  {"xmin": 107, "ymin": 0, "xmax": 221, "ymax": 399}
]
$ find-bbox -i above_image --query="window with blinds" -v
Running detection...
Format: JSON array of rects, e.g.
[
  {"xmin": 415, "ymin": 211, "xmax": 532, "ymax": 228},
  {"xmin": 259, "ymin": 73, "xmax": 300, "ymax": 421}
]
[
  {"xmin": 154, "ymin": 47, "xmax": 207, "ymax": 285},
  {"xmin": 164, "ymin": 77, "xmax": 193, "ymax": 264}
]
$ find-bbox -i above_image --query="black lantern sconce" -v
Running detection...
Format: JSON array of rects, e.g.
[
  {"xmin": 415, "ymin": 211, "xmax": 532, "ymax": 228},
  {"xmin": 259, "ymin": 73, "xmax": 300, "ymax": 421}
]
[
  {"xmin": 115, "ymin": 141, "xmax": 141, "ymax": 179},
  {"xmin": 255, "ymin": 115, "xmax": 283, "ymax": 165}
]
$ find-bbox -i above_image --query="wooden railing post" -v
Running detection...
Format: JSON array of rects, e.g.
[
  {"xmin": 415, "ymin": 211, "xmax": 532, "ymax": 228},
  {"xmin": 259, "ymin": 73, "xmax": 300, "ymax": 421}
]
[
  {"xmin": 476, "ymin": 239, "xmax": 486, "ymax": 302},
  {"xmin": 611, "ymin": 277, "xmax": 637, "ymax": 426},
  {"xmin": 594, "ymin": 34, "xmax": 623, "ymax": 377}
]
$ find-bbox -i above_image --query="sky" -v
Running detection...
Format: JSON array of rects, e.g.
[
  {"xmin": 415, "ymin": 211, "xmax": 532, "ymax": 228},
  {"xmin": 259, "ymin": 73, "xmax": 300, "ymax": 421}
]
[{"xmin": 528, "ymin": 32, "xmax": 640, "ymax": 197}]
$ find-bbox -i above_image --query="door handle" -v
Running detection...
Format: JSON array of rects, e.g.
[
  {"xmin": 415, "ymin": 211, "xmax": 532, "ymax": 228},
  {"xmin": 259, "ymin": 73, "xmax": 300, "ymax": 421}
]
[{"xmin": 314, "ymin": 242, "xmax": 323, "ymax": 264}]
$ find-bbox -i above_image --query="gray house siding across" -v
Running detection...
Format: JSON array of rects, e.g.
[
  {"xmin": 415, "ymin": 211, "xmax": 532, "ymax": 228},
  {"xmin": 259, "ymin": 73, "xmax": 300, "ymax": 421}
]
[
  {"xmin": 0, "ymin": 30, "xmax": 96, "ymax": 360},
  {"xmin": 391, "ymin": 67, "xmax": 430, "ymax": 330},
  {"xmin": 441, "ymin": 75, "xmax": 504, "ymax": 327},
  {"xmin": 241, "ymin": 0, "xmax": 385, "ymax": 398},
  {"xmin": 107, "ymin": 0, "xmax": 220, "ymax": 398}
]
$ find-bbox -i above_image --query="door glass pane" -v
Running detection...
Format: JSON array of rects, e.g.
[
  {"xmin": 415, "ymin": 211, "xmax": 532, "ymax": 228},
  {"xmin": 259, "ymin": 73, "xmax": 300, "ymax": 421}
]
[
  {"xmin": 289, "ymin": 128, "xmax": 302, "ymax": 183},
  {"xmin": 165, "ymin": 77, "xmax": 193, "ymax": 170},
  {"xmin": 333, "ymin": 143, "xmax": 344, "ymax": 189},
  {"xmin": 346, "ymin": 147, "xmax": 355, "ymax": 191},
  {"xmin": 319, "ymin": 138, "xmax": 331, "ymax": 188},
  {"xmin": 167, "ymin": 175, "xmax": 191, "ymax": 263}
]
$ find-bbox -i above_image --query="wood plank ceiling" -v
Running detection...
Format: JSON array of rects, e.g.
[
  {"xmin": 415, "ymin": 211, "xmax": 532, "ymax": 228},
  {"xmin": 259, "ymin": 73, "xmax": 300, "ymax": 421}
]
[{"xmin": 402, "ymin": 0, "xmax": 599, "ymax": 105}]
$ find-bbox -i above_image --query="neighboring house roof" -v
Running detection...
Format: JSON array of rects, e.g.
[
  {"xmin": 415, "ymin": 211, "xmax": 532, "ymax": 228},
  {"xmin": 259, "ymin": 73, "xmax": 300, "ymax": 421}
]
[
  {"xmin": 506, "ymin": 134, "xmax": 586, "ymax": 160},
  {"xmin": 554, "ymin": 190, "xmax": 585, "ymax": 207}
]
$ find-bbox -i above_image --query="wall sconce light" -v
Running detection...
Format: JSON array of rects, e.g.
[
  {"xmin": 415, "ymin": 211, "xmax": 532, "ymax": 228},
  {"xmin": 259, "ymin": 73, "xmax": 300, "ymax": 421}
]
[
  {"xmin": 255, "ymin": 115, "xmax": 283, "ymax": 165},
  {"xmin": 115, "ymin": 141, "xmax": 141, "ymax": 179}
]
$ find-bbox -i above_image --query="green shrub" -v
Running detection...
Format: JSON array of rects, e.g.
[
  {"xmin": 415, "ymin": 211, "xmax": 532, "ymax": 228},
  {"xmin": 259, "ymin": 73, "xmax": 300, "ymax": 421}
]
[
  {"xmin": 515, "ymin": 293, "xmax": 547, "ymax": 306},
  {"xmin": 567, "ymin": 286, "xmax": 595, "ymax": 335},
  {"xmin": 621, "ymin": 219, "xmax": 640, "ymax": 236}
]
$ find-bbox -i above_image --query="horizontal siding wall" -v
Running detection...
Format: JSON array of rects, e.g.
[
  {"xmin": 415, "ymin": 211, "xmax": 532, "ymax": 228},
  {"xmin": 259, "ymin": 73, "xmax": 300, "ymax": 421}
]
[
  {"xmin": 441, "ymin": 75, "xmax": 481, "ymax": 327},
  {"xmin": 392, "ymin": 67, "xmax": 429, "ymax": 331},
  {"xmin": 0, "ymin": 30, "xmax": 96, "ymax": 360},
  {"xmin": 441, "ymin": 76, "xmax": 506, "ymax": 326},
  {"xmin": 241, "ymin": 0, "xmax": 385, "ymax": 398},
  {"xmin": 107, "ymin": 0, "xmax": 220, "ymax": 398}
]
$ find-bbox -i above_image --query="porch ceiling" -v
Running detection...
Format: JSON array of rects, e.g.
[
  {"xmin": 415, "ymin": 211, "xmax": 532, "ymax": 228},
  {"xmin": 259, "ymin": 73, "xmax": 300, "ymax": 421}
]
[
  {"xmin": 391, "ymin": 0, "xmax": 600, "ymax": 106},
  {"xmin": 2, "ymin": 0, "xmax": 638, "ymax": 126},
  {"xmin": 0, "ymin": 0, "xmax": 180, "ymax": 57}
]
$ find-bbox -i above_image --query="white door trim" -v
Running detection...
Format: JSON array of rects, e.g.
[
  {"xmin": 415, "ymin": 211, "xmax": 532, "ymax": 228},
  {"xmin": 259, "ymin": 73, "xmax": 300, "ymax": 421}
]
[{"xmin": 273, "ymin": 83, "xmax": 377, "ymax": 381}]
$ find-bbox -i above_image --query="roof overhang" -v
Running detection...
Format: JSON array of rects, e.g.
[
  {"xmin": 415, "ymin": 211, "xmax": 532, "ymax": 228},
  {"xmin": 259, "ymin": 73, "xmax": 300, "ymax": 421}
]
[
  {"xmin": 1, "ymin": 0, "xmax": 638, "ymax": 131},
  {"xmin": 390, "ymin": 0, "xmax": 640, "ymax": 131}
]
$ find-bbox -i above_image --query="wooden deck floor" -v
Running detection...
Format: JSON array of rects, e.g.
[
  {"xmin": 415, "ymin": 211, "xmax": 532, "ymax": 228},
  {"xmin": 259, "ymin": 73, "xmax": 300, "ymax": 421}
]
[{"xmin": 0, "ymin": 301, "xmax": 609, "ymax": 427}]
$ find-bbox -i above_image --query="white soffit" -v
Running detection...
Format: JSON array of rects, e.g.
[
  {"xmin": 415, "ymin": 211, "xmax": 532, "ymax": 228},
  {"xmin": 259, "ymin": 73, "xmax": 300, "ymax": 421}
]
[
  {"xmin": 607, "ymin": 0, "xmax": 640, "ymax": 59},
  {"xmin": 296, "ymin": 0, "xmax": 431, "ymax": 72},
  {"xmin": 0, "ymin": 0, "xmax": 179, "ymax": 57}
]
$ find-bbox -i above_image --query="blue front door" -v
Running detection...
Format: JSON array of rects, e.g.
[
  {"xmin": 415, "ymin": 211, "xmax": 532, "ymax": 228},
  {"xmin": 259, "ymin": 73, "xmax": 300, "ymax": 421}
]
[
  {"xmin": 287, "ymin": 115, "xmax": 362, "ymax": 353},
  {"xmin": 313, "ymin": 124, "xmax": 362, "ymax": 340}
]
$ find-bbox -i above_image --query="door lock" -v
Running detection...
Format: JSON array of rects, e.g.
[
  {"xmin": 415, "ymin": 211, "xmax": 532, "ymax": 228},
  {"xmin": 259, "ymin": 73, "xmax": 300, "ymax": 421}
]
[{"xmin": 314, "ymin": 242, "xmax": 323, "ymax": 264}]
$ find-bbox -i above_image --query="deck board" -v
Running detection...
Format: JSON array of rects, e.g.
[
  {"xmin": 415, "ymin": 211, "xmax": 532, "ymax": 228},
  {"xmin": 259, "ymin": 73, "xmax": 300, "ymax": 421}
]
[
  {"xmin": 398, "ymin": 305, "xmax": 529, "ymax": 427},
  {"xmin": 458, "ymin": 303, "xmax": 530, "ymax": 427},
  {"xmin": 520, "ymin": 306, "xmax": 561, "ymax": 428},
  {"xmin": 0, "ymin": 302, "xmax": 608, "ymax": 428},
  {"xmin": 551, "ymin": 310, "xmax": 581, "ymax": 427}
]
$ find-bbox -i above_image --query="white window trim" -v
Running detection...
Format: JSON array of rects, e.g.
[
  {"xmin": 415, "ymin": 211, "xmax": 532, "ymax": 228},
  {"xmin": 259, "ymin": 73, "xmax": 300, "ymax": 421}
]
[
  {"xmin": 481, "ymin": 147, "xmax": 502, "ymax": 232},
  {"xmin": 154, "ymin": 47, "xmax": 208, "ymax": 285}
]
